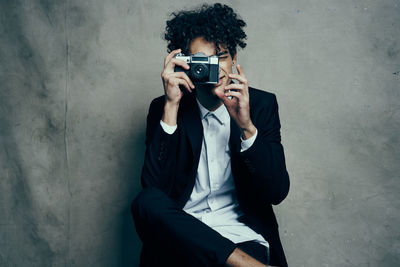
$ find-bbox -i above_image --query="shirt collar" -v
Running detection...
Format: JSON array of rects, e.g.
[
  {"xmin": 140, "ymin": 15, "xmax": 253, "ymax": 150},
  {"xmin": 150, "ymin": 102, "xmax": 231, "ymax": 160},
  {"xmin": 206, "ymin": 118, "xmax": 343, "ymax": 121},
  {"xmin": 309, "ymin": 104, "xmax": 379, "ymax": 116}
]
[{"xmin": 196, "ymin": 98, "xmax": 229, "ymax": 125}]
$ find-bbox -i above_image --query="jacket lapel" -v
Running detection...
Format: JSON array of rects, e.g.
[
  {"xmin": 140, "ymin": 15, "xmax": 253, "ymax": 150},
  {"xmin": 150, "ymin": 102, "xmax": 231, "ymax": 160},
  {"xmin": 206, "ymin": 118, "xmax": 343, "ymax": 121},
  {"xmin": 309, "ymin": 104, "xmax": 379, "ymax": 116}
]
[
  {"xmin": 229, "ymin": 117, "xmax": 242, "ymax": 154},
  {"xmin": 177, "ymin": 94, "xmax": 203, "ymax": 206},
  {"xmin": 180, "ymin": 94, "xmax": 203, "ymax": 160}
]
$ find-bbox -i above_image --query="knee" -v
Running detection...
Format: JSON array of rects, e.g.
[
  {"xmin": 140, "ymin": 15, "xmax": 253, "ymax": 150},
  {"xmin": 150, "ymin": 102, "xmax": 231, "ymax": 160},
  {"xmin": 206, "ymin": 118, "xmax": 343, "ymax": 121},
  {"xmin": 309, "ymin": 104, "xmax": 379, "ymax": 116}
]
[{"xmin": 131, "ymin": 187, "xmax": 169, "ymax": 223}]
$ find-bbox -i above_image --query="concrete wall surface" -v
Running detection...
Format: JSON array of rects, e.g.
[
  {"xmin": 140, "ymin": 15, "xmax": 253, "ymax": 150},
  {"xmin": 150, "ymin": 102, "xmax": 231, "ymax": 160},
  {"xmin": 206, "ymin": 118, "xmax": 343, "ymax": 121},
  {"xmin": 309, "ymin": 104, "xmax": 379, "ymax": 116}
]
[{"xmin": 0, "ymin": 0, "xmax": 399, "ymax": 266}]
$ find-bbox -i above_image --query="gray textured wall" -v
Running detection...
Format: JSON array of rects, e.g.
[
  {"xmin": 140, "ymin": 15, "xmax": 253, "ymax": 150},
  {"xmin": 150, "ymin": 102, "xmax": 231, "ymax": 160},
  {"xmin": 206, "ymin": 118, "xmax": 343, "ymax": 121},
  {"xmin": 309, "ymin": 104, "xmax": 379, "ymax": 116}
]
[{"xmin": 0, "ymin": 0, "xmax": 399, "ymax": 266}]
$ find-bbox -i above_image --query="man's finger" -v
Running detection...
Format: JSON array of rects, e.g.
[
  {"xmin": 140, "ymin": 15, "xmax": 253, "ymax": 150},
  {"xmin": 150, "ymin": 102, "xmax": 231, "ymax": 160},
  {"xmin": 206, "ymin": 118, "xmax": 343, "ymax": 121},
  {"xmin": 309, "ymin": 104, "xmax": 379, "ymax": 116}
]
[
  {"xmin": 171, "ymin": 72, "xmax": 195, "ymax": 89},
  {"xmin": 171, "ymin": 58, "xmax": 190, "ymax": 70},
  {"xmin": 165, "ymin": 73, "xmax": 192, "ymax": 93},
  {"xmin": 165, "ymin": 58, "xmax": 190, "ymax": 73},
  {"xmin": 224, "ymin": 90, "xmax": 241, "ymax": 99},
  {"xmin": 214, "ymin": 88, "xmax": 239, "ymax": 109},
  {"xmin": 236, "ymin": 64, "xmax": 246, "ymax": 79},
  {"xmin": 228, "ymin": 73, "xmax": 247, "ymax": 84},
  {"xmin": 164, "ymin": 48, "xmax": 182, "ymax": 67},
  {"xmin": 214, "ymin": 86, "xmax": 227, "ymax": 101},
  {"xmin": 176, "ymin": 79, "xmax": 192, "ymax": 93},
  {"xmin": 224, "ymin": 84, "xmax": 245, "ymax": 91}
]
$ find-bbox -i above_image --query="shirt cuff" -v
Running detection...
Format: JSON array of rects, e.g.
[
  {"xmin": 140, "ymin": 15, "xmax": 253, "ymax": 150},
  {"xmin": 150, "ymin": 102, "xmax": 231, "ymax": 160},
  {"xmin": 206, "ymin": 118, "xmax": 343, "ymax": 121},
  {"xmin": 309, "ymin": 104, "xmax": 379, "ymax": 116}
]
[
  {"xmin": 240, "ymin": 128, "xmax": 258, "ymax": 152},
  {"xmin": 160, "ymin": 120, "xmax": 177, "ymax": 135}
]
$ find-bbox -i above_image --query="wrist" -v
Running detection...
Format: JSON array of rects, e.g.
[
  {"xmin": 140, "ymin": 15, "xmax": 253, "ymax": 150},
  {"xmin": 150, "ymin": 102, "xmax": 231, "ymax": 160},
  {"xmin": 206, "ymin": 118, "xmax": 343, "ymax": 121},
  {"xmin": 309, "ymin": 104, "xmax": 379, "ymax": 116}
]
[
  {"xmin": 162, "ymin": 100, "xmax": 179, "ymax": 126},
  {"xmin": 241, "ymin": 123, "xmax": 257, "ymax": 140}
]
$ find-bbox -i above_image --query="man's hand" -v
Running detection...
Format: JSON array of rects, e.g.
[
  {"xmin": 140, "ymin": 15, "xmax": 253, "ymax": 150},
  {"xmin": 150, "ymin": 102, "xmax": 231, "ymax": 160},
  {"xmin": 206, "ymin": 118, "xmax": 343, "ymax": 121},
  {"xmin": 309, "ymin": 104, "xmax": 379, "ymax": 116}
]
[
  {"xmin": 215, "ymin": 64, "xmax": 256, "ymax": 140},
  {"xmin": 226, "ymin": 247, "xmax": 277, "ymax": 267},
  {"xmin": 161, "ymin": 48, "xmax": 195, "ymax": 126}
]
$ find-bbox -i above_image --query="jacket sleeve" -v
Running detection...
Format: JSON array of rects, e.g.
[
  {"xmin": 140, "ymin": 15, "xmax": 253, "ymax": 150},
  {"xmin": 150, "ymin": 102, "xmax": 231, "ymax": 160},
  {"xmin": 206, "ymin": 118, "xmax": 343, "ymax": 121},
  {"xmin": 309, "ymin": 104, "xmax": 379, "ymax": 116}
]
[
  {"xmin": 239, "ymin": 93, "xmax": 290, "ymax": 205},
  {"xmin": 140, "ymin": 97, "xmax": 179, "ymax": 192}
]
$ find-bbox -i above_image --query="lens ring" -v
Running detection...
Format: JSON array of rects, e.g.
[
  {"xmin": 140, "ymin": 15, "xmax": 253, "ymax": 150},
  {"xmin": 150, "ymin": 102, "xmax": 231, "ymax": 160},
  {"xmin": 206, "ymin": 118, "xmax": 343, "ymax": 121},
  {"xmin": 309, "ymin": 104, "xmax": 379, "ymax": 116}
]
[{"xmin": 190, "ymin": 63, "xmax": 209, "ymax": 81}]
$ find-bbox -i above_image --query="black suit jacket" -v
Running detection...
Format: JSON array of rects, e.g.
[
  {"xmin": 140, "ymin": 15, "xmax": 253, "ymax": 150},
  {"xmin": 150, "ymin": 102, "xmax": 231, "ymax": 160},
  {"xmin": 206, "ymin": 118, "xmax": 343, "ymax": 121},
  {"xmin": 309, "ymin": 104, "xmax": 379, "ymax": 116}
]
[{"xmin": 141, "ymin": 87, "xmax": 290, "ymax": 266}]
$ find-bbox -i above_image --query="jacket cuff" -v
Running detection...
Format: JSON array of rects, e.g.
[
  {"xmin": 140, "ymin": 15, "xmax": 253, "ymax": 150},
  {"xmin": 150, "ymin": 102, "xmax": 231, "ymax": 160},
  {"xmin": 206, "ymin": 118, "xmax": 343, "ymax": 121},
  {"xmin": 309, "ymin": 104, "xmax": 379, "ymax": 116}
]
[{"xmin": 240, "ymin": 128, "xmax": 258, "ymax": 152}]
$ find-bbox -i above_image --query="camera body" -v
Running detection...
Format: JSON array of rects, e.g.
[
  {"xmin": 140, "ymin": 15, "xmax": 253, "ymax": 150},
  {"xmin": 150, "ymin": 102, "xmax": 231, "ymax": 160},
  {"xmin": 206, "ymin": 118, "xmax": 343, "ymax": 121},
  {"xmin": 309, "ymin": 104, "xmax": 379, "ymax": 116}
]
[{"xmin": 174, "ymin": 52, "xmax": 219, "ymax": 84}]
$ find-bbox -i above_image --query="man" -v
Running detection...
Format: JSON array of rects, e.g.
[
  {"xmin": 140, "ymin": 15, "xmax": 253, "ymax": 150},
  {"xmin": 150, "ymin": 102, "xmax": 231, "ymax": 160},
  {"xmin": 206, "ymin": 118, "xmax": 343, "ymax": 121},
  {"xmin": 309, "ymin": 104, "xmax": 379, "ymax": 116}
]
[{"xmin": 132, "ymin": 3, "xmax": 290, "ymax": 267}]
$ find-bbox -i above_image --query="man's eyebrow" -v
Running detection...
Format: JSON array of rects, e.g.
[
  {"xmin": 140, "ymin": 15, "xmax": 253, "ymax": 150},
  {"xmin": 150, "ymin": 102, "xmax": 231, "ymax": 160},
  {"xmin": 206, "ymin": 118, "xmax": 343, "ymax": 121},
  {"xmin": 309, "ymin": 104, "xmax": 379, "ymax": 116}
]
[{"xmin": 216, "ymin": 51, "xmax": 228, "ymax": 56}]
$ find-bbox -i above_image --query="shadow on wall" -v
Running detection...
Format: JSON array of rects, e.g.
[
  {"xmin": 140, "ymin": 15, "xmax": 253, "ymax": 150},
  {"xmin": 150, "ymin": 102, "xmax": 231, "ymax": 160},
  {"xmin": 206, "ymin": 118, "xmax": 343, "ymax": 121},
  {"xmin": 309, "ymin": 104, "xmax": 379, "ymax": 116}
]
[{"xmin": 120, "ymin": 130, "xmax": 146, "ymax": 266}]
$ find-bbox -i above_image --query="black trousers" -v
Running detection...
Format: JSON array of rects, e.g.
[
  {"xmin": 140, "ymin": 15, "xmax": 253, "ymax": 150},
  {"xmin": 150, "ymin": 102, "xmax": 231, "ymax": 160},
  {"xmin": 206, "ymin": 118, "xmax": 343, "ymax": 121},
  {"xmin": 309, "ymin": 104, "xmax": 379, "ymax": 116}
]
[{"xmin": 131, "ymin": 187, "xmax": 270, "ymax": 266}]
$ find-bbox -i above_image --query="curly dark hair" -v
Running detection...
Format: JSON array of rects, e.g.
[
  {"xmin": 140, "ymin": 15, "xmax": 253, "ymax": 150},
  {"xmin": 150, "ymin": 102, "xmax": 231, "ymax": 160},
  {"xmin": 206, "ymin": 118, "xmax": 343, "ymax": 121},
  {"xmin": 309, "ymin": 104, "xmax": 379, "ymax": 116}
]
[{"xmin": 164, "ymin": 3, "xmax": 247, "ymax": 58}]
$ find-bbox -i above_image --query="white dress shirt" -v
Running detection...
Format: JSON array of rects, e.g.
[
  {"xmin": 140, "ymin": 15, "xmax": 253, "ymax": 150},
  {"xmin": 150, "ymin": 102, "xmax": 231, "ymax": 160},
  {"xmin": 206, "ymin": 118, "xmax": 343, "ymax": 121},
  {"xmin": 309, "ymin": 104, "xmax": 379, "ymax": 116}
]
[{"xmin": 159, "ymin": 99, "xmax": 269, "ymax": 249}]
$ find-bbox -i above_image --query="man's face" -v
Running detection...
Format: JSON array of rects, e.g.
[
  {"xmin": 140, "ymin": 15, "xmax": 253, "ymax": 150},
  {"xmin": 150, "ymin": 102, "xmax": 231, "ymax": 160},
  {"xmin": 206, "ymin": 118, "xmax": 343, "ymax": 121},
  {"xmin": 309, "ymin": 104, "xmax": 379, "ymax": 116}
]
[{"xmin": 189, "ymin": 37, "xmax": 237, "ymax": 96}]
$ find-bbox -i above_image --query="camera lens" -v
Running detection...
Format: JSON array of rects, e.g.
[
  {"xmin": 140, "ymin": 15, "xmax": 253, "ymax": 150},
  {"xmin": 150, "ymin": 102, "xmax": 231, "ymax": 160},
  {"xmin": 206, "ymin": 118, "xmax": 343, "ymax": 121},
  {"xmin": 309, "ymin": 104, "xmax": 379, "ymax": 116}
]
[
  {"xmin": 190, "ymin": 63, "xmax": 209, "ymax": 82},
  {"xmin": 195, "ymin": 65, "xmax": 204, "ymax": 74}
]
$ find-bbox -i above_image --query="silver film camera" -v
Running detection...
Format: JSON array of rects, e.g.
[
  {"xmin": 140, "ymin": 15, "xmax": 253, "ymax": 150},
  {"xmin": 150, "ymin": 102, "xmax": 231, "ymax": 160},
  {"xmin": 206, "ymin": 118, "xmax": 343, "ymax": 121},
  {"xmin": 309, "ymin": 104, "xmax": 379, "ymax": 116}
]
[{"xmin": 174, "ymin": 52, "xmax": 219, "ymax": 84}]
